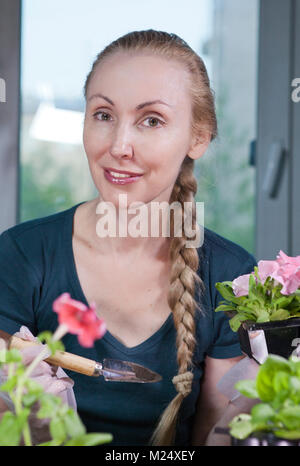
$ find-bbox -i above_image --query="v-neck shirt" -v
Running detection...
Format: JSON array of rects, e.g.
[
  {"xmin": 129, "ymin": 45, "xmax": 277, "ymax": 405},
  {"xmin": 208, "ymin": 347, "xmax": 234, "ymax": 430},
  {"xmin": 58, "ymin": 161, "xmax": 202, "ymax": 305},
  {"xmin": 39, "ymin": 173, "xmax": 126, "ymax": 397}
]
[{"xmin": 0, "ymin": 202, "xmax": 257, "ymax": 445}]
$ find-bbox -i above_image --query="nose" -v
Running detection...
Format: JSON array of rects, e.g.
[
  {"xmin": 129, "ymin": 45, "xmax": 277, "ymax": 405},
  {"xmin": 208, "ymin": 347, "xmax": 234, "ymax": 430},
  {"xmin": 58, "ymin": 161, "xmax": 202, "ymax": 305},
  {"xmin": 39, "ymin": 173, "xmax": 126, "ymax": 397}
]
[{"xmin": 109, "ymin": 122, "xmax": 134, "ymax": 160}]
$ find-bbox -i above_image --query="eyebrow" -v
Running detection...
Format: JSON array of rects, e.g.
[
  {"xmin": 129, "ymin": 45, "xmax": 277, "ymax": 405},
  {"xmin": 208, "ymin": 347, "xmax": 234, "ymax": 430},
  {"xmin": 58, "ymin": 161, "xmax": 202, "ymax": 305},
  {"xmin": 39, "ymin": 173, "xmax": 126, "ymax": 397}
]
[{"xmin": 87, "ymin": 93, "xmax": 172, "ymax": 110}]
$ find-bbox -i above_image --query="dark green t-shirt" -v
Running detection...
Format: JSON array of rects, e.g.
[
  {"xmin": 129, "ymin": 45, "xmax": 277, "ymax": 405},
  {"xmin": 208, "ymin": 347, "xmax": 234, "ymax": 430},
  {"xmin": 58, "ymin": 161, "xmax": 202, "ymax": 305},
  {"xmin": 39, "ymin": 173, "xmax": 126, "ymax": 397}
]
[{"xmin": 0, "ymin": 202, "xmax": 257, "ymax": 446}]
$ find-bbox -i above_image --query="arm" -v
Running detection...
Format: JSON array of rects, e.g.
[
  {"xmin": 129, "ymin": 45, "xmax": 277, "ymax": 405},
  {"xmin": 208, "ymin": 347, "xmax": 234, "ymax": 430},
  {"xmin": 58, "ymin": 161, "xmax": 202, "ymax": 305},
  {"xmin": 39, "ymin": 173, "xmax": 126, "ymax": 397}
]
[
  {"xmin": 191, "ymin": 354, "xmax": 258, "ymax": 446},
  {"xmin": 190, "ymin": 249, "xmax": 259, "ymax": 445}
]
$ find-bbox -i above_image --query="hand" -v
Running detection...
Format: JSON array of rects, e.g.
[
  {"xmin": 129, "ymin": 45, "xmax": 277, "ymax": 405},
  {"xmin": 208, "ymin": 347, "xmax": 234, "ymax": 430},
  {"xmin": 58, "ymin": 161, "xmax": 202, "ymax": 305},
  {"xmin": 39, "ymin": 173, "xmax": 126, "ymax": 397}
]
[
  {"xmin": 13, "ymin": 326, "xmax": 77, "ymax": 410},
  {"xmin": 216, "ymin": 356, "xmax": 260, "ymax": 402},
  {"xmin": 0, "ymin": 326, "xmax": 77, "ymax": 445},
  {"xmin": 204, "ymin": 396, "xmax": 259, "ymax": 446},
  {"xmin": 206, "ymin": 356, "xmax": 260, "ymax": 446}
]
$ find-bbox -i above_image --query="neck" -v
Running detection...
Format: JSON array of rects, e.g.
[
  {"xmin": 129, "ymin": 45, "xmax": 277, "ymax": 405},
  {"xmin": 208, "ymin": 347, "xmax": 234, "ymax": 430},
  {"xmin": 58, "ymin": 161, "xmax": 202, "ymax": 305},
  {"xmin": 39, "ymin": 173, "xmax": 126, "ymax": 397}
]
[{"xmin": 86, "ymin": 197, "xmax": 173, "ymax": 262}]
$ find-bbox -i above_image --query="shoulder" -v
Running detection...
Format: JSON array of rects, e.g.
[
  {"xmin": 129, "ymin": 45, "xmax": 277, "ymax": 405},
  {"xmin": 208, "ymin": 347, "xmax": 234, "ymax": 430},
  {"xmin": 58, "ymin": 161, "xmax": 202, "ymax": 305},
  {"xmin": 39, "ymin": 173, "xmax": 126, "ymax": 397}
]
[
  {"xmin": 194, "ymin": 227, "xmax": 257, "ymax": 319},
  {"xmin": 0, "ymin": 203, "xmax": 81, "ymax": 247},
  {"xmin": 198, "ymin": 227, "xmax": 257, "ymax": 284},
  {"xmin": 1, "ymin": 203, "xmax": 79, "ymax": 241},
  {"xmin": 193, "ymin": 228, "xmax": 255, "ymax": 360},
  {"xmin": 0, "ymin": 203, "xmax": 82, "ymax": 275}
]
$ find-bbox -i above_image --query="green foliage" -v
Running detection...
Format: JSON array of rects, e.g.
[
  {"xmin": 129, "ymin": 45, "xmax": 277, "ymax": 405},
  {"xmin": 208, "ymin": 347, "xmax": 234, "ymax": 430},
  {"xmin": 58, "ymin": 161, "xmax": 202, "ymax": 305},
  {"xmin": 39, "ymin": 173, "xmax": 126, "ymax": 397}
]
[
  {"xmin": 0, "ymin": 411, "xmax": 29, "ymax": 446},
  {"xmin": 215, "ymin": 270, "xmax": 300, "ymax": 331},
  {"xmin": 196, "ymin": 86, "xmax": 255, "ymax": 255},
  {"xmin": 37, "ymin": 331, "xmax": 64, "ymax": 355},
  {"xmin": 0, "ymin": 331, "xmax": 113, "ymax": 446},
  {"xmin": 229, "ymin": 355, "xmax": 300, "ymax": 440},
  {"xmin": 20, "ymin": 151, "xmax": 75, "ymax": 222}
]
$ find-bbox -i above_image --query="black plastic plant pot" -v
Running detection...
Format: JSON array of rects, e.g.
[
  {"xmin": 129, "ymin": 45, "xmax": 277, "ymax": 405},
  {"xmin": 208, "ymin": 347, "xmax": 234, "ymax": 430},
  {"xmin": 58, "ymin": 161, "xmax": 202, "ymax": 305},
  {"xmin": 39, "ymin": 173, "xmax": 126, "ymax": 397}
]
[
  {"xmin": 214, "ymin": 428, "xmax": 300, "ymax": 446},
  {"xmin": 231, "ymin": 431, "xmax": 300, "ymax": 446},
  {"xmin": 237, "ymin": 317, "xmax": 300, "ymax": 364}
]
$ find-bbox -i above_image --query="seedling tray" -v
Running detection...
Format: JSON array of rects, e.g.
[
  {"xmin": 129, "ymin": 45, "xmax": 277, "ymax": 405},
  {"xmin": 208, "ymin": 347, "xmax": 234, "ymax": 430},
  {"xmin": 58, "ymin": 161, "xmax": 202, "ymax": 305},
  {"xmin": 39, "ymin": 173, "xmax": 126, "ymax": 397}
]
[{"xmin": 238, "ymin": 317, "xmax": 300, "ymax": 363}]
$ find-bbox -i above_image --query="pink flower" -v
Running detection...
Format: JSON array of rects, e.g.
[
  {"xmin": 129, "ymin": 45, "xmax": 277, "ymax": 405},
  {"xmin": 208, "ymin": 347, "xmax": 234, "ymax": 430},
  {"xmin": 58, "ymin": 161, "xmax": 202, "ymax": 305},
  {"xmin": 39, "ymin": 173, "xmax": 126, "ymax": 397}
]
[
  {"xmin": 276, "ymin": 250, "xmax": 300, "ymax": 267},
  {"xmin": 256, "ymin": 260, "xmax": 280, "ymax": 284},
  {"xmin": 231, "ymin": 251, "xmax": 300, "ymax": 298},
  {"xmin": 53, "ymin": 293, "xmax": 106, "ymax": 347},
  {"xmin": 232, "ymin": 273, "xmax": 252, "ymax": 297},
  {"xmin": 271, "ymin": 251, "xmax": 300, "ymax": 295},
  {"xmin": 232, "ymin": 260, "xmax": 281, "ymax": 297}
]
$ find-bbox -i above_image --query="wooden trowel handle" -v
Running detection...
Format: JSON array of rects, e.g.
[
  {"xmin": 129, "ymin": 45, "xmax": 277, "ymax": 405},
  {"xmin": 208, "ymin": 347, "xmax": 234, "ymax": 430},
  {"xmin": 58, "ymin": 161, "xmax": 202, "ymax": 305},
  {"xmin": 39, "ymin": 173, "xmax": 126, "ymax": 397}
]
[{"xmin": 0, "ymin": 331, "xmax": 97, "ymax": 377}]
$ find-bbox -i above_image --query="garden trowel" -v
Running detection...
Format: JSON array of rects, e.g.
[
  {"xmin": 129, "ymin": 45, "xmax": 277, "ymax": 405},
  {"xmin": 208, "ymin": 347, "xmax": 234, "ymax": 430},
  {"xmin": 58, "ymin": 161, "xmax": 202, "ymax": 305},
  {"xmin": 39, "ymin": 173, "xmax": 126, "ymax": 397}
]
[{"xmin": 0, "ymin": 330, "xmax": 162, "ymax": 383}]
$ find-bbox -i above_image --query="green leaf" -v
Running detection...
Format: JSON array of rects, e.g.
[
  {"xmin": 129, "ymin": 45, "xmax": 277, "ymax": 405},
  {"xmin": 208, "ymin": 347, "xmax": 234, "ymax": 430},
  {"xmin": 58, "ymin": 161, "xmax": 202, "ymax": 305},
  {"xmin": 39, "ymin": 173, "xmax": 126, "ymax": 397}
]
[
  {"xmin": 49, "ymin": 418, "xmax": 67, "ymax": 443},
  {"xmin": 231, "ymin": 296, "xmax": 249, "ymax": 305},
  {"xmin": 0, "ymin": 375, "xmax": 18, "ymax": 392},
  {"xmin": 289, "ymin": 358, "xmax": 300, "ymax": 377},
  {"xmin": 256, "ymin": 356, "xmax": 292, "ymax": 402},
  {"xmin": 229, "ymin": 414, "xmax": 255, "ymax": 440},
  {"xmin": 63, "ymin": 409, "xmax": 85, "ymax": 438},
  {"xmin": 64, "ymin": 433, "xmax": 113, "ymax": 446},
  {"xmin": 0, "ymin": 412, "xmax": 22, "ymax": 446},
  {"xmin": 215, "ymin": 304, "xmax": 236, "ymax": 313},
  {"xmin": 37, "ymin": 393, "xmax": 62, "ymax": 419},
  {"xmin": 37, "ymin": 331, "xmax": 53, "ymax": 343},
  {"xmin": 36, "ymin": 439, "xmax": 64, "ymax": 446},
  {"xmin": 235, "ymin": 305, "xmax": 257, "ymax": 317},
  {"xmin": 25, "ymin": 378, "xmax": 44, "ymax": 395},
  {"xmin": 235, "ymin": 380, "xmax": 259, "ymax": 399},
  {"xmin": 253, "ymin": 266, "xmax": 260, "ymax": 281},
  {"xmin": 272, "ymin": 295, "xmax": 295, "ymax": 309},
  {"xmin": 251, "ymin": 403, "xmax": 275, "ymax": 424},
  {"xmin": 276, "ymin": 406, "xmax": 300, "ymax": 430},
  {"xmin": 215, "ymin": 282, "xmax": 236, "ymax": 303},
  {"xmin": 5, "ymin": 348, "xmax": 22, "ymax": 363},
  {"xmin": 274, "ymin": 429, "xmax": 300, "ymax": 440},
  {"xmin": 0, "ymin": 349, "xmax": 7, "ymax": 363},
  {"xmin": 37, "ymin": 331, "xmax": 65, "ymax": 355},
  {"xmin": 22, "ymin": 393, "xmax": 39, "ymax": 407},
  {"xmin": 15, "ymin": 408, "xmax": 30, "ymax": 429},
  {"xmin": 273, "ymin": 371, "xmax": 290, "ymax": 393},
  {"xmin": 270, "ymin": 309, "xmax": 291, "ymax": 321},
  {"xmin": 47, "ymin": 340, "xmax": 65, "ymax": 355},
  {"xmin": 256, "ymin": 309, "xmax": 271, "ymax": 323},
  {"xmin": 289, "ymin": 375, "xmax": 300, "ymax": 393},
  {"xmin": 228, "ymin": 314, "xmax": 247, "ymax": 332},
  {"xmin": 248, "ymin": 274, "xmax": 258, "ymax": 301}
]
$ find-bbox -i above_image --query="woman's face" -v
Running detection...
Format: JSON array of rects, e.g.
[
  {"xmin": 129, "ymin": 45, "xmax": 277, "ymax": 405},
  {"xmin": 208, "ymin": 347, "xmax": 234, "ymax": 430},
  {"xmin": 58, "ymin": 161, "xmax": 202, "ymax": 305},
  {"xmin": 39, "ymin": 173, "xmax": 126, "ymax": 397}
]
[{"xmin": 83, "ymin": 51, "xmax": 206, "ymax": 209}]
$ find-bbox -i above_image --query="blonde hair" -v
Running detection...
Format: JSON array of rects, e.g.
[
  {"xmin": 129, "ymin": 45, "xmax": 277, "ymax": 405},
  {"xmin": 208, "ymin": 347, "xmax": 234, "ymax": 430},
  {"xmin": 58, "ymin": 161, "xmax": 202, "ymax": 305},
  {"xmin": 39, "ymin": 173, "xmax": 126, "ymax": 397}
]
[{"xmin": 84, "ymin": 29, "xmax": 218, "ymax": 446}]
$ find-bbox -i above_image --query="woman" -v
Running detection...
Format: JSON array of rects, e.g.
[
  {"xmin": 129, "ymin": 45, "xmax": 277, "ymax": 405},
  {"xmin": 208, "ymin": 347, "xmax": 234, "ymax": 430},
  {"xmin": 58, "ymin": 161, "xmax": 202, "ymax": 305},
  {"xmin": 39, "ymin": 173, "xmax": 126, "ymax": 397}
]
[{"xmin": 0, "ymin": 30, "xmax": 257, "ymax": 446}]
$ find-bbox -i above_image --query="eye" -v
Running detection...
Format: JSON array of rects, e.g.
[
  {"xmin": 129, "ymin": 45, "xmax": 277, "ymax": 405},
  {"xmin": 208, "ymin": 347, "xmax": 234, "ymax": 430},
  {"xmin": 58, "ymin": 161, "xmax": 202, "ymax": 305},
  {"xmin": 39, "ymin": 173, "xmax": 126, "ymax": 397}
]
[
  {"xmin": 93, "ymin": 111, "xmax": 112, "ymax": 121},
  {"xmin": 92, "ymin": 111, "xmax": 165, "ymax": 128},
  {"xmin": 142, "ymin": 116, "xmax": 165, "ymax": 128}
]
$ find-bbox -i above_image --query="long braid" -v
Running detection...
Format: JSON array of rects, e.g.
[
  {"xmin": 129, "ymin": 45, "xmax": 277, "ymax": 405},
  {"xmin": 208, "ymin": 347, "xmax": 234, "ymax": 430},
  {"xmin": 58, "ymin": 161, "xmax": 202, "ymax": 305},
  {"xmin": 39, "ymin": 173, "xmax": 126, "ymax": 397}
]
[{"xmin": 149, "ymin": 157, "xmax": 204, "ymax": 446}]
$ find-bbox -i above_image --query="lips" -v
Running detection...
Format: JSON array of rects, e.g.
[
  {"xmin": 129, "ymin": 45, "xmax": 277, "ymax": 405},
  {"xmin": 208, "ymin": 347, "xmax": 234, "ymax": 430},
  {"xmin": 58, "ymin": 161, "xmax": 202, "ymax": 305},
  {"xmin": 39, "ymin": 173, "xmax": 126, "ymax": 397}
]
[
  {"xmin": 105, "ymin": 167, "xmax": 144, "ymax": 176},
  {"xmin": 104, "ymin": 168, "xmax": 144, "ymax": 185}
]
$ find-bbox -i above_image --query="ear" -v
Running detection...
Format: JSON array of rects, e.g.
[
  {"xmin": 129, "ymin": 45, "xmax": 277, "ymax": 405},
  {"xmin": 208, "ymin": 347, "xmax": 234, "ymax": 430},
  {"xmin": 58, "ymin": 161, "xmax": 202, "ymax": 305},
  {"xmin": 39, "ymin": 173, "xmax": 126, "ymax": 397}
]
[{"xmin": 188, "ymin": 130, "xmax": 211, "ymax": 161}]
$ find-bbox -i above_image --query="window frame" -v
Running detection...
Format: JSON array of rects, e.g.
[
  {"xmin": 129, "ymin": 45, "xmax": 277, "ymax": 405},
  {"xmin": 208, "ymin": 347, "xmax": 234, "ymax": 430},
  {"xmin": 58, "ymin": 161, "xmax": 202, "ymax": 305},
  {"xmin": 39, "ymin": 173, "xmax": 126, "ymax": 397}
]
[
  {"xmin": 255, "ymin": 0, "xmax": 299, "ymax": 258},
  {"xmin": 0, "ymin": 0, "xmax": 21, "ymax": 233}
]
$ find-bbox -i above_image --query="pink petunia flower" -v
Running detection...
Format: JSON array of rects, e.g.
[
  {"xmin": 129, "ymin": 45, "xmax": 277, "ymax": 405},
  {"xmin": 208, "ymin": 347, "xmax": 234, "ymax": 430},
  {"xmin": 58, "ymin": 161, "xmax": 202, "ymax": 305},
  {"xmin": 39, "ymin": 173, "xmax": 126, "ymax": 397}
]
[
  {"xmin": 256, "ymin": 260, "xmax": 280, "ymax": 284},
  {"xmin": 232, "ymin": 260, "xmax": 281, "ymax": 297},
  {"xmin": 53, "ymin": 293, "xmax": 106, "ymax": 347},
  {"xmin": 276, "ymin": 250, "xmax": 300, "ymax": 267},
  {"xmin": 232, "ymin": 273, "xmax": 252, "ymax": 297},
  {"xmin": 271, "ymin": 251, "xmax": 300, "ymax": 295},
  {"xmin": 232, "ymin": 252, "xmax": 300, "ymax": 298}
]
